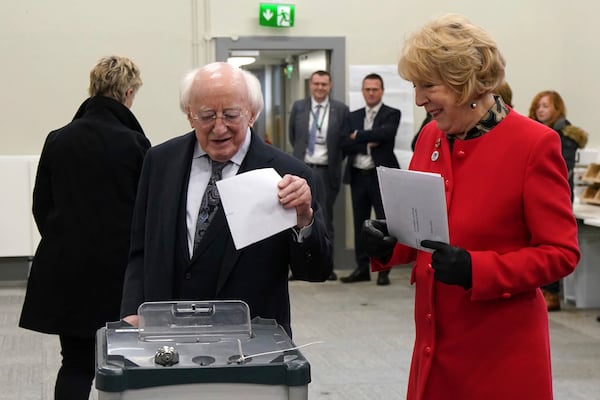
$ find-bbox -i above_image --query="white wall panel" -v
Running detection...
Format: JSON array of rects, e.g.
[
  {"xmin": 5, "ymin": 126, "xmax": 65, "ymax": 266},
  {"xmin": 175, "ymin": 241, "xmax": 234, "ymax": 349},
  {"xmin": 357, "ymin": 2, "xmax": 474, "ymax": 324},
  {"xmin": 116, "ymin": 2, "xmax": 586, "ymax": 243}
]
[{"xmin": 0, "ymin": 156, "xmax": 39, "ymax": 257}]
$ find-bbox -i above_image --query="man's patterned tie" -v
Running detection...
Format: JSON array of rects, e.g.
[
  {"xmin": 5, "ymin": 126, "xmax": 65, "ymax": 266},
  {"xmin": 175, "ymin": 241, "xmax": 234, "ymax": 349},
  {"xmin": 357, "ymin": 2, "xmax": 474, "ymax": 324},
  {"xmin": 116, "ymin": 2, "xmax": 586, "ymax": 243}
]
[{"xmin": 193, "ymin": 158, "xmax": 227, "ymax": 251}]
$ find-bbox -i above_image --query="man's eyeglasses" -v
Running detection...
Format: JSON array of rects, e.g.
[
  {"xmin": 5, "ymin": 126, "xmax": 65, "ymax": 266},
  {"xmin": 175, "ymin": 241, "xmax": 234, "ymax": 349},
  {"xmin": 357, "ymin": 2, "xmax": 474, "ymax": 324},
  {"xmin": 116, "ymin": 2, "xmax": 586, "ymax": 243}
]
[{"xmin": 189, "ymin": 109, "xmax": 247, "ymax": 126}]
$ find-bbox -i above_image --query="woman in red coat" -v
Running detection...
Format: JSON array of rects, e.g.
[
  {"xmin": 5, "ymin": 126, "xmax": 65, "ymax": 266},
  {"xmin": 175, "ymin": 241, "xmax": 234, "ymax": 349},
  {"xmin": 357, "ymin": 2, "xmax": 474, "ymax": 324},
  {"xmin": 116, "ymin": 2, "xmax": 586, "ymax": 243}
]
[{"xmin": 362, "ymin": 14, "xmax": 579, "ymax": 400}]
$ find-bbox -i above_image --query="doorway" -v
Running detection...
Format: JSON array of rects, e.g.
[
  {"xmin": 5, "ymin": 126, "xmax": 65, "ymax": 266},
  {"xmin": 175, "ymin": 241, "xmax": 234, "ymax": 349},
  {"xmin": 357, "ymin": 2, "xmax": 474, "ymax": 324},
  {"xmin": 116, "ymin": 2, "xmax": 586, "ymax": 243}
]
[{"xmin": 214, "ymin": 36, "xmax": 353, "ymax": 270}]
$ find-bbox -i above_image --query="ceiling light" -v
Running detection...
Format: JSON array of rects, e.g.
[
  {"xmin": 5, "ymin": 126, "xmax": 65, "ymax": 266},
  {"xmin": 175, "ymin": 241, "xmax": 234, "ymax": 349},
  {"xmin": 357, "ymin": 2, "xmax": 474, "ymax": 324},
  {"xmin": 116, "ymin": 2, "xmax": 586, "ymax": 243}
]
[
  {"xmin": 230, "ymin": 50, "xmax": 260, "ymax": 57},
  {"xmin": 227, "ymin": 56, "xmax": 256, "ymax": 68}
]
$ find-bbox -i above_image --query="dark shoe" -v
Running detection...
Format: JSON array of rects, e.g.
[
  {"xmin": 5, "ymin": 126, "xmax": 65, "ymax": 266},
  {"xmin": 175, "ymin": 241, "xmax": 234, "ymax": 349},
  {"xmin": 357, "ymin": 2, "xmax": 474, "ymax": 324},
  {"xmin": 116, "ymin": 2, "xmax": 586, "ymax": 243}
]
[
  {"xmin": 328, "ymin": 271, "xmax": 338, "ymax": 281},
  {"xmin": 377, "ymin": 271, "xmax": 390, "ymax": 286},
  {"xmin": 340, "ymin": 268, "xmax": 370, "ymax": 283},
  {"xmin": 596, "ymin": 315, "xmax": 600, "ymax": 323},
  {"xmin": 288, "ymin": 275, "xmax": 296, "ymax": 281},
  {"xmin": 542, "ymin": 289, "xmax": 561, "ymax": 311}
]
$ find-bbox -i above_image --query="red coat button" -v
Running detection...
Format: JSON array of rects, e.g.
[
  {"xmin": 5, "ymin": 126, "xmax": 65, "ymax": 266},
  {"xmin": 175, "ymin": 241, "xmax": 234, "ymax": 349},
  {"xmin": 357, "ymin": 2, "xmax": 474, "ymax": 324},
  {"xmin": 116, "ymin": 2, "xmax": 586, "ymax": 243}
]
[
  {"xmin": 424, "ymin": 346, "xmax": 432, "ymax": 355},
  {"xmin": 501, "ymin": 292, "xmax": 511, "ymax": 299},
  {"xmin": 425, "ymin": 313, "xmax": 432, "ymax": 322},
  {"xmin": 458, "ymin": 150, "xmax": 466, "ymax": 158}
]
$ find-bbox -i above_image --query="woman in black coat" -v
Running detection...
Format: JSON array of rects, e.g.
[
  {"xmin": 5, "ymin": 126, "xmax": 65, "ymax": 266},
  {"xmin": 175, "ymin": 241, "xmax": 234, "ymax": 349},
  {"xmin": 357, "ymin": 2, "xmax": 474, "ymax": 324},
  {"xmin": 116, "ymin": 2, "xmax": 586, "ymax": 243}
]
[{"xmin": 19, "ymin": 55, "xmax": 150, "ymax": 400}]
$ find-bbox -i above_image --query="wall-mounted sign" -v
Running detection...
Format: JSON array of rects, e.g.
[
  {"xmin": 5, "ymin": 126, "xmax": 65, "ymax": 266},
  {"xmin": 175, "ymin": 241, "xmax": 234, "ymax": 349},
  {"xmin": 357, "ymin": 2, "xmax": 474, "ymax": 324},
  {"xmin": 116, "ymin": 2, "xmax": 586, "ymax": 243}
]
[{"xmin": 259, "ymin": 3, "xmax": 295, "ymax": 28}]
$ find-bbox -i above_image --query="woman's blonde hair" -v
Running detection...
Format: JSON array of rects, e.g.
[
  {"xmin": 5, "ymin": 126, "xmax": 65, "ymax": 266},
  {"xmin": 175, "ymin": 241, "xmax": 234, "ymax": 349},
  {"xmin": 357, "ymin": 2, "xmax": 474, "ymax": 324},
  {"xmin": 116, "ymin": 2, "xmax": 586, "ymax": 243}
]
[
  {"xmin": 398, "ymin": 14, "xmax": 506, "ymax": 105},
  {"xmin": 495, "ymin": 81, "xmax": 513, "ymax": 107},
  {"xmin": 88, "ymin": 56, "xmax": 142, "ymax": 104}
]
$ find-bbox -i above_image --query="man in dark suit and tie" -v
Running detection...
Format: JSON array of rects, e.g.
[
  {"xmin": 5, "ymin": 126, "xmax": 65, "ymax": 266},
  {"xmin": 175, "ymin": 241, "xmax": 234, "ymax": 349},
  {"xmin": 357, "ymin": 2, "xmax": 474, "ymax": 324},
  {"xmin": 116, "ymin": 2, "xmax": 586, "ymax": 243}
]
[
  {"xmin": 120, "ymin": 62, "xmax": 333, "ymax": 337},
  {"xmin": 340, "ymin": 73, "xmax": 401, "ymax": 285},
  {"xmin": 289, "ymin": 70, "xmax": 351, "ymax": 280}
]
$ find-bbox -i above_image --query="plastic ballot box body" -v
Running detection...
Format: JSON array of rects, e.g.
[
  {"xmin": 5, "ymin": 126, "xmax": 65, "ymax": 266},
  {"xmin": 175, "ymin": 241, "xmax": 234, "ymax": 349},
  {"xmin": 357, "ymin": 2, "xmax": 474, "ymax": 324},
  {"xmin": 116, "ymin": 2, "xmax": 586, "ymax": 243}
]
[{"xmin": 95, "ymin": 301, "xmax": 310, "ymax": 399}]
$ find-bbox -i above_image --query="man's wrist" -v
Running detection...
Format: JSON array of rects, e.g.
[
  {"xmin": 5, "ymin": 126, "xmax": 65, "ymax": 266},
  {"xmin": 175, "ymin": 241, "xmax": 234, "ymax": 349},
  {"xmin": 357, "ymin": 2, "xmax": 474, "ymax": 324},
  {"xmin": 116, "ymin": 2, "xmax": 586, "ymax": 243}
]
[
  {"xmin": 296, "ymin": 207, "xmax": 314, "ymax": 228},
  {"xmin": 293, "ymin": 218, "xmax": 314, "ymax": 243}
]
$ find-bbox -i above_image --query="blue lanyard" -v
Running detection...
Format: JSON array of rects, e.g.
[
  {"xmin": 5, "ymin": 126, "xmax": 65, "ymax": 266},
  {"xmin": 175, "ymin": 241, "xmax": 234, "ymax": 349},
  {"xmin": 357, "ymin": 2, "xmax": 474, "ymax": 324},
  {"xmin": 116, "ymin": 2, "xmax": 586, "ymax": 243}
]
[{"xmin": 310, "ymin": 103, "xmax": 329, "ymax": 132}]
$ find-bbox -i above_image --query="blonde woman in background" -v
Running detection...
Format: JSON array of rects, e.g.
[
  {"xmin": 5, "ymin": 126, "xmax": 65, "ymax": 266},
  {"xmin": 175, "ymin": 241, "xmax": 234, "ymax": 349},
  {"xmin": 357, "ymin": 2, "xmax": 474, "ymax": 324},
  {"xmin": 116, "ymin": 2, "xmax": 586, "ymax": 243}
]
[{"xmin": 19, "ymin": 56, "xmax": 150, "ymax": 399}]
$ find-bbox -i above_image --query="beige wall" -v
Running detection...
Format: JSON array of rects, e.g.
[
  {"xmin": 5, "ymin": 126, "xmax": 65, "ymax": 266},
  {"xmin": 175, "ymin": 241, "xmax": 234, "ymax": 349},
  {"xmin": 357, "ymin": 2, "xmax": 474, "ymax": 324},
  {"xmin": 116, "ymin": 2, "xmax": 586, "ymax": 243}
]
[{"xmin": 1, "ymin": 0, "xmax": 597, "ymax": 154}]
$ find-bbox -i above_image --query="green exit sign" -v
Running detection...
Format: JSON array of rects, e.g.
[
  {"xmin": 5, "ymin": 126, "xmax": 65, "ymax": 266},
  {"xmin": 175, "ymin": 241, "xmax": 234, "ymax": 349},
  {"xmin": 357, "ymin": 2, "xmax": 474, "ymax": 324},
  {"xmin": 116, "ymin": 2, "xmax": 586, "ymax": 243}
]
[{"xmin": 259, "ymin": 3, "xmax": 295, "ymax": 28}]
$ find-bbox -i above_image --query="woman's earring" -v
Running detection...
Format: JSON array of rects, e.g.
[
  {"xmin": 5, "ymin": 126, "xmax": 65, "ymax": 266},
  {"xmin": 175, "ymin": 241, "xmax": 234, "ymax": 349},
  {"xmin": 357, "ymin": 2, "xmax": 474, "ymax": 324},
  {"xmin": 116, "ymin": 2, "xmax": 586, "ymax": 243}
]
[{"xmin": 470, "ymin": 102, "xmax": 477, "ymax": 109}]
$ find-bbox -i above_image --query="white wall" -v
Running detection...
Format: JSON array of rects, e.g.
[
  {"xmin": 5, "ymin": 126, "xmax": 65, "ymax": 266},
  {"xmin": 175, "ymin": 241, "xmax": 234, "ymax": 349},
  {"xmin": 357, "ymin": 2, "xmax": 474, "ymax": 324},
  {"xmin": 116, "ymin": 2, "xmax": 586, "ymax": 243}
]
[
  {"xmin": 0, "ymin": 157, "xmax": 39, "ymax": 257},
  {"xmin": 1, "ymin": 0, "xmax": 598, "ymax": 154},
  {"xmin": 0, "ymin": 0, "xmax": 193, "ymax": 153}
]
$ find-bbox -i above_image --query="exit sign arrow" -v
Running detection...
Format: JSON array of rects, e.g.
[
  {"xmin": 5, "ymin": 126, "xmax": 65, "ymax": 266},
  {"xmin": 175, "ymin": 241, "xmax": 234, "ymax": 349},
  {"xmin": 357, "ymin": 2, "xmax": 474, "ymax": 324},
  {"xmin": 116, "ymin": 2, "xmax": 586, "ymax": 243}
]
[{"xmin": 263, "ymin": 9, "xmax": 274, "ymax": 21}]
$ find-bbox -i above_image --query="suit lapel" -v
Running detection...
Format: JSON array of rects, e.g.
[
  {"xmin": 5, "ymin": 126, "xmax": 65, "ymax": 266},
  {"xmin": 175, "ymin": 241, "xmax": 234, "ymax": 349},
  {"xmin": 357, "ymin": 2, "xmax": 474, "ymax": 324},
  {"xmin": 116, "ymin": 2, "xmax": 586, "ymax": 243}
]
[
  {"xmin": 301, "ymin": 99, "xmax": 311, "ymax": 139},
  {"xmin": 190, "ymin": 209, "xmax": 227, "ymax": 260},
  {"xmin": 372, "ymin": 106, "xmax": 383, "ymax": 128},
  {"xmin": 327, "ymin": 102, "xmax": 336, "ymax": 135},
  {"xmin": 326, "ymin": 102, "xmax": 337, "ymax": 153},
  {"xmin": 170, "ymin": 133, "xmax": 197, "ymax": 263},
  {"xmin": 358, "ymin": 108, "xmax": 367, "ymax": 129},
  {"xmin": 214, "ymin": 131, "xmax": 274, "ymax": 293}
]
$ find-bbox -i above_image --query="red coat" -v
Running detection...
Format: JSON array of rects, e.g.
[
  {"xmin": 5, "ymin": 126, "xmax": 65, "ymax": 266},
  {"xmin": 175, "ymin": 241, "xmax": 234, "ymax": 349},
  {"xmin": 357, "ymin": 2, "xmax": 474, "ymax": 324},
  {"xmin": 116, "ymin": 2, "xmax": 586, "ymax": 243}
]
[{"xmin": 373, "ymin": 111, "xmax": 579, "ymax": 400}]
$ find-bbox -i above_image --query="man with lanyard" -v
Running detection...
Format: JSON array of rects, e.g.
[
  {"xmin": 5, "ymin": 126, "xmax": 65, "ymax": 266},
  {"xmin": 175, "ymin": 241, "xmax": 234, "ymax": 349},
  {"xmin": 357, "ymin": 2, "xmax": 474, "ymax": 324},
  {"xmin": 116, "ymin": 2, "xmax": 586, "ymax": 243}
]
[{"xmin": 289, "ymin": 70, "xmax": 351, "ymax": 280}]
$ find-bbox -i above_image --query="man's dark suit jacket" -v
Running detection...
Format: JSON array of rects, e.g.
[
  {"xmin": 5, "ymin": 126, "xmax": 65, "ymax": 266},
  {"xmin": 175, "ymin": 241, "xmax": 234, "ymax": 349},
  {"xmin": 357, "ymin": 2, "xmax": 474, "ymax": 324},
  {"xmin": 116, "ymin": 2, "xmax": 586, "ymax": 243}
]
[
  {"xmin": 289, "ymin": 97, "xmax": 350, "ymax": 192},
  {"xmin": 341, "ymin": 104, "xmax": 401, "ymax": 183},
  {"xmin": 120, "ymin": 130, "xmax": 333, "ymax": 336}
]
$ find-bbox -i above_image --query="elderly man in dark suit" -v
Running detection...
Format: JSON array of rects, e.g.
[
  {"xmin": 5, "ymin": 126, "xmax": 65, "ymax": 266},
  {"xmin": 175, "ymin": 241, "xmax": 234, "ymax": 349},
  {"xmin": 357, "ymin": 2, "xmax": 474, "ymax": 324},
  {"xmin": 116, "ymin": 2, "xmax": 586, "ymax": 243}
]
[
  {"xmin": 120, "ymin": 62, "xmax": 333, "ymax": 338},
  {"xmin": 289, "ymin": 70, "xmax": 351, "ymax": 280},
  {"xmin": 340, "ymin": 73, "xmax": 401, "ymax": 286}
]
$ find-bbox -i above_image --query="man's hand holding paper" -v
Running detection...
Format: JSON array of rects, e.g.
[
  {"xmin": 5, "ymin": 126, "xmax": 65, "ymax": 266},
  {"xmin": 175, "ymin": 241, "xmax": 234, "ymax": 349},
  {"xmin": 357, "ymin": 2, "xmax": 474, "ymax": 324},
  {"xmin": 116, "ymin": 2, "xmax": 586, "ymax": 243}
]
[
  {"xmin": 277, "ymin": 174, "xmax": 313, "ymax": 228},
  {"xmin": 217, "ymin": 168, "xmax": 298, "ymax": 250}
]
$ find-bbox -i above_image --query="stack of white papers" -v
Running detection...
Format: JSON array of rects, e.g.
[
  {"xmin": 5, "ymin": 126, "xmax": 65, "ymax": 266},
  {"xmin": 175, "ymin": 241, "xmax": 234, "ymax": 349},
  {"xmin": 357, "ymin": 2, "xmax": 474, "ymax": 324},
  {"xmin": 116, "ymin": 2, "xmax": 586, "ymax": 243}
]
[{"xmin": 377, "ymin": 167, "xmax": 449, "ymax": 252}]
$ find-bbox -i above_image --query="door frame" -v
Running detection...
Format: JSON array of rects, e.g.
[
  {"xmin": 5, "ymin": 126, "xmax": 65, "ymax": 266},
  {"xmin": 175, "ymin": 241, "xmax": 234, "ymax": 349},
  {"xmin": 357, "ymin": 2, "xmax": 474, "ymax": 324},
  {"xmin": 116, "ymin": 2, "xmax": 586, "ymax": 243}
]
[{"xmin": 215, "ymin": 36, "xmax": 346, "ymax": 101}]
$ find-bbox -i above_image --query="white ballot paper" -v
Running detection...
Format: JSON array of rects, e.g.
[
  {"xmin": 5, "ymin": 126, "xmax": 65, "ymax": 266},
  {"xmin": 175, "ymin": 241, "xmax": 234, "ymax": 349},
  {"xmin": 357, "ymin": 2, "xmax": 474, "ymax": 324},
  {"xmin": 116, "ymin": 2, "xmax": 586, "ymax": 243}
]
[
  {"xmin": 377, "ymin": 167, "xmax": 449, "ymax": 252},
  {"xmin": 216, "ymin": 168, "xmax": 296, "ymax": 250}
]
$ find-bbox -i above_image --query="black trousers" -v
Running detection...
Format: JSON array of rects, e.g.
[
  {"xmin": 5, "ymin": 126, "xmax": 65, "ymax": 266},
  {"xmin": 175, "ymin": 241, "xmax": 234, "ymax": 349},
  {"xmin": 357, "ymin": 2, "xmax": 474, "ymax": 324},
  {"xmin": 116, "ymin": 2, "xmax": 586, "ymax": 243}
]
[
  {"xmin": 55, "ymin": 335, "xmax": 95, "ymax": 400},
  {"xmin": 350, "ymin": 168, "xmax": 385, "ymax": 272}
]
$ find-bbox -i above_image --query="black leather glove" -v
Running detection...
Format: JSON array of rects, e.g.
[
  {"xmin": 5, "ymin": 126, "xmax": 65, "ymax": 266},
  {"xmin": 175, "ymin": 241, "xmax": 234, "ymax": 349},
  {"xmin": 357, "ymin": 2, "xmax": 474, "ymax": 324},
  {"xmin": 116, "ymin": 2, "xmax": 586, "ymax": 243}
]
[
  {"xmin": 420, "ymin": 240, "xmax": 472, "ymax": 290},
  {"xmin": 361, "ymin": 219, "xmax": 397, "ymax": 264}
]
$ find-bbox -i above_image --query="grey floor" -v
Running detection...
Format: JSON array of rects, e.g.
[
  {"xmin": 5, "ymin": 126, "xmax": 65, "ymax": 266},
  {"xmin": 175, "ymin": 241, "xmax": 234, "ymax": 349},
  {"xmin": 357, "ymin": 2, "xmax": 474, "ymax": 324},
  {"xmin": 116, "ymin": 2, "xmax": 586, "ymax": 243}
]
[{"xmin": 1, "ymin": 267, "xmax": 599, "ymax": 400}]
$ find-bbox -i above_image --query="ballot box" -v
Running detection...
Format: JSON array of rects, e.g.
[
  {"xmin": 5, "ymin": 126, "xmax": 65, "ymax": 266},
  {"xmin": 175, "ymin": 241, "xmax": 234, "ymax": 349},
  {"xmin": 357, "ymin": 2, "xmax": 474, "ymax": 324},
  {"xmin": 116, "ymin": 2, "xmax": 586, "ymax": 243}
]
[{"xmin": 95, "ymin": 301, "xmax": 310, "ymax": 399}]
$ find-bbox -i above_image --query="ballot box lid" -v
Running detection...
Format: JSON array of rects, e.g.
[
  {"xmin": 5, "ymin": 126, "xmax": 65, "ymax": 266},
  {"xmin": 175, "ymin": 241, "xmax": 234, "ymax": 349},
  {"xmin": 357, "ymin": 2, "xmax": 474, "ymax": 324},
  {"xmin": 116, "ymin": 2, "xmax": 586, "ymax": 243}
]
[
  {"xmin": 137, "ymin": 300, "xmax": 253, "ymax": 342},
  {"xmin": 95, "ymin": 301, "xmax": 311, "ymax": 392}
]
